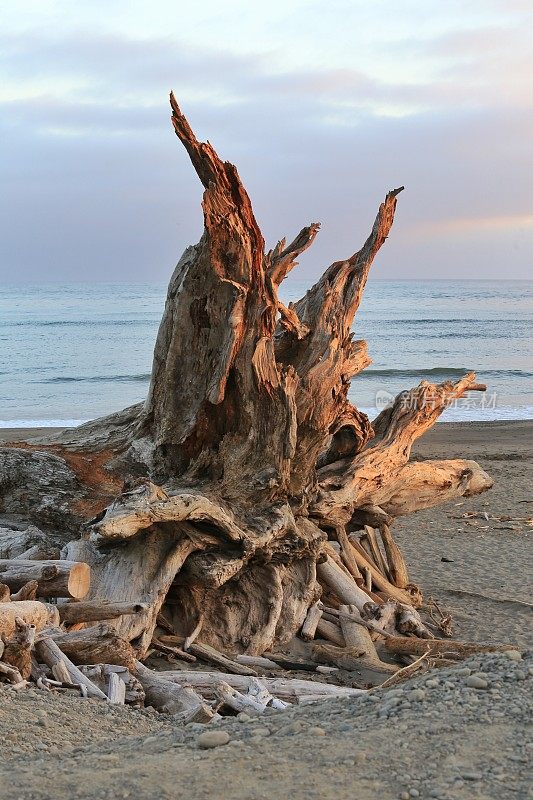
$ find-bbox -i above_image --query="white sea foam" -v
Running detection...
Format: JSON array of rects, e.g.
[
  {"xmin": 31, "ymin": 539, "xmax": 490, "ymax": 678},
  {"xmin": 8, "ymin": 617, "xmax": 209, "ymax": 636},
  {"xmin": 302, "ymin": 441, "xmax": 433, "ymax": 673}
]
[
  {"xmin": 2, "ymin": 405, "xmax": 533, "ymax": 429},
  {"xmin": 0, "ymin": 419, "xmax": 90, "ymax": 428}
]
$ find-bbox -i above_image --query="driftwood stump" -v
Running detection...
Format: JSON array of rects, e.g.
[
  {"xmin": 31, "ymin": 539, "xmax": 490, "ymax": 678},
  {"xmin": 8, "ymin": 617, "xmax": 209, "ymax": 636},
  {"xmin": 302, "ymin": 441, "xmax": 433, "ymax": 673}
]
[{"xmin": 0, "ymin": 94, "xmax": 492, "ymax": 658}]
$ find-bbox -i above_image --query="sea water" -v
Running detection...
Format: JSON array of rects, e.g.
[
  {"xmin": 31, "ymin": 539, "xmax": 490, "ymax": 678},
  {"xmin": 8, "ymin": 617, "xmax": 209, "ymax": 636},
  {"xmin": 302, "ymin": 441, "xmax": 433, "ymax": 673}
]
[{"xmin": 0, "ymin": 280, "xmax": 531, "ymax": 426}]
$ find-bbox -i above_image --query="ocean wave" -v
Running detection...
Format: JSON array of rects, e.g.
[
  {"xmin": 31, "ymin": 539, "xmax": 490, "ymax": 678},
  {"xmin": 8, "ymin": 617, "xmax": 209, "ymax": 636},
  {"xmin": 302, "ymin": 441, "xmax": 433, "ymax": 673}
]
[
  {"xmin": 356, "ymin": 406, "xmax": 533, "ymax": 422},
  {"xmin": 362, "ymin": 368, "xmax": 533, "ymax": 378},
  {"xmin": 363, "ymin": 318, "xmax": 526, "ymax": 325},
  {"xmin": 1, "ymin": 319, "xmax": 156, "ymax": 328},
  {"xmin": 38, "ymin": 374, "xmax": 151, "ymax": 384}
]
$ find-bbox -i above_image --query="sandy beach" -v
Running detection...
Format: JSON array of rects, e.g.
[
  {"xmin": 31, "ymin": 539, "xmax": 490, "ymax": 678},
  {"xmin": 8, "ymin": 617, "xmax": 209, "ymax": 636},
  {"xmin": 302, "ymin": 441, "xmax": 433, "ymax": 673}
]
[{"xmin": 0, "ymin": 419, "xmax": 531, "ymax": 800}]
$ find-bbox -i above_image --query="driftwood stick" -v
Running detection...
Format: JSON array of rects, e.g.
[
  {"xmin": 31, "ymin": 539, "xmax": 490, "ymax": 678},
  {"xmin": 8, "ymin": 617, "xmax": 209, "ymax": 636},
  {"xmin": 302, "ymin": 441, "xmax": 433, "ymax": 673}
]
[
  {"xmin": 10, "ymin": 580, "xmax": 39, "ymax": 602},
  {"xmin": 215, "ymin": 680, "xmax": 272, "ymax": 714},
  {"xmin": 315, "ymin": 617, "xmax": 346, "ymax": 647},
  {"xmin": 300, "ymin": 601, "xmax": 323, "ymax": 642},
  {"xmin": 263, "ymin": 653, "xmax": 319, "ymax": 672},
  {"xmin": 345, "ymin": 539, "xmax": 419, "ymax": 606},
  {"xmin": 317, "ymin": 557, "xmax": 374, "ymax": 612},
  {"xmin": 150, "ymin": 638, "xmax": 197, "ymax": 663},
  {"xmin": 336, "ymin": 528, "xmax": 364, "ymax": 584},
  {"xmin": 362, "ymin": 527, "xmax": 390, "ymax": 580},
  {"xmin": 356, "ymin": 537, "xmax": 380, "ymax": 571},
  {"xmin": 378, "ymin": 524, "xmax": 409, "ymax": 588},
  {"xmin": 107, "ymin": 671, "xmax": 126, "ymax": 705},
  {"xmin": 235, "ymin": 654, "xmax": 279, "ymax": 670},
  {"xmin": 0, "ymin": 661, "xmax": 24, "ymax": 685},
  {"xmin": 0, "ymin": 559, "xmax": 90, "ymax": 599},
  {"xmin": 51, "ymin": 660, "xmax": 72, "ymax": 685},
  {"xmin": 57, "ymin": 600, "xmax": 148, "ymax": 624},
  {"xmin": 35, "ymin": 637, "xmax": 107, "ymax": 700},
  {"xmin": 188, "ymin": 642, "xmax": 258, "ymax": 676},
  {"xmin": 183, "ymin": 615, "xmax": 204, "ymax": 651},
  {"xmin": 378, "ymin": 650, "xmax": 431, "ymax": 689},
  {"xmin": 79, "ymin": 664, "xmax": 145, "ymax": 706},
  {"xmin": 339, "ymin": 604, "xmax": 397, "ymax": 675},
  {"xmin": 159, "ymin": 670, "xmax": 366, "ymax": 702},
  {"xmin": 0, "ymin": 584, "xmax": 11, "ymax": 603},
  {"xmin": 382, "ymin": 636, "xmax": 518, "ymax": 658},
  {"xmin": 134, "ymin": 661, "xmax": 214, "ymax": 722}
]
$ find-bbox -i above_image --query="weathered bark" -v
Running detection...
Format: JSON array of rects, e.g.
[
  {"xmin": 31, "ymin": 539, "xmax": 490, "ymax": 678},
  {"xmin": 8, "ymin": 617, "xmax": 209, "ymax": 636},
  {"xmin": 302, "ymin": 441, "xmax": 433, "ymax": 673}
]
[{"xmin": 0, "ymin": 95, "xmax": 493, "ymax": 658}]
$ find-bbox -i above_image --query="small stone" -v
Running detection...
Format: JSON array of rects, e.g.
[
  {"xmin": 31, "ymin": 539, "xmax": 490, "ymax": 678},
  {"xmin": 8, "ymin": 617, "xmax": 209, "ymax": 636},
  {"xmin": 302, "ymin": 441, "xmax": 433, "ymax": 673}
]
[
  {"xmin": 409, "ymin": 790, "xmax": 420, "ymax": 798},
  {"xmin": 249, "ymin": 727, "xmax": 270, "ymax": 738},
  {"xmin": 400, "ymin": 793, "xmax": 410, "ymax": 800},
  {"xmin": 280, "ymin": 721, "xmax": 304, "ymax": 735},
  {"xmin": 504, "ymin": 650, "xmax": 522, "ymax": 661},
  {"xmin": 461, "ymin": 771, "xmax": 482, "ymax": 781},
  {"xmin": 514, "ymin": 670, "xmax": 526, "ymax": 681},
  {"xmin": 354, "ymin": 751, "xmax": 367, "ymax": 763},
  {"xmin": 456, "ymin": 667, "xmax": 471, "ymax": 677},
  {"xmin": 308, "ymin": 727, "xmax": 326, "ymax": 736},
  {"xmin": 465, "ymin": 675, "xmax": 489, "ymax": 689},
  {"xmin": 142, "ymin": 736, "xmax": 159, "ymax": 748},
  {"xmin": 425, "ymin": 678, "xmax": 440, "ymax": 688},
  {"xmin": 410, "ymin": 689, "xmax": 426, "ymax": 701},
  {"xmin": 197, "ymin": 730, "xmax": 230, "ymax": 749},
  {"xmin": 237, "ymin": 712, "xmax": 251, "ymax": 723}
]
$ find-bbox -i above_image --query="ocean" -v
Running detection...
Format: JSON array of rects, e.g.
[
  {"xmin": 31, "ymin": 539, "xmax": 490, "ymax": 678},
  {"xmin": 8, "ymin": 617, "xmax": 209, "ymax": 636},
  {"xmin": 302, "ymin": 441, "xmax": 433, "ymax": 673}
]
[{"xmin": 1, "ymin": 280, "xmax": 532, "ymax": 427}]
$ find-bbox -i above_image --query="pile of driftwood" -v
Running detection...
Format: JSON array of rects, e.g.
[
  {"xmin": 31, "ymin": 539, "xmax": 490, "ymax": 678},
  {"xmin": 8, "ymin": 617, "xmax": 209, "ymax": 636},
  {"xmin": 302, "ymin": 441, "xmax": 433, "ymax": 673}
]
[
  {"xmin": 0, "ymin": 548, "xmax": 514, "ymax": 723},
  {"xmin": 0, "ymin": 95, "xmax": 506, "ymax": 723}
]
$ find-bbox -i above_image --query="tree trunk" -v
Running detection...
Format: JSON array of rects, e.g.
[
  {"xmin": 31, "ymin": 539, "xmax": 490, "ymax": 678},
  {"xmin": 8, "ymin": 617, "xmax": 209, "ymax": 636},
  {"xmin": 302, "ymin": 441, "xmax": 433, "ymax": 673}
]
[{"xmin": 0, "ymin": 93, "xmax": 493, "ymax": 660}]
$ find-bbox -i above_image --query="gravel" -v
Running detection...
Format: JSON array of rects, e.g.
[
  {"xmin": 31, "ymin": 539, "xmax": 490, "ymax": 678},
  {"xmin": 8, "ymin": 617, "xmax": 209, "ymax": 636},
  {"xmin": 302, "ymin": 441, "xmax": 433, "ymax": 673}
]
[{"xmin": 0, "ymin": 651, "xmax": 531, "ymax": 800}]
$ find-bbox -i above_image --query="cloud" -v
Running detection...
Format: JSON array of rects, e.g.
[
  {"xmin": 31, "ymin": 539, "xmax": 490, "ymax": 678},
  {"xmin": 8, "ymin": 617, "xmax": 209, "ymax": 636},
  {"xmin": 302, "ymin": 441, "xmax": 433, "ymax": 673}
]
[{"xmin": 0, "ymin": 22, "xmax": 531, "ymax": 281}]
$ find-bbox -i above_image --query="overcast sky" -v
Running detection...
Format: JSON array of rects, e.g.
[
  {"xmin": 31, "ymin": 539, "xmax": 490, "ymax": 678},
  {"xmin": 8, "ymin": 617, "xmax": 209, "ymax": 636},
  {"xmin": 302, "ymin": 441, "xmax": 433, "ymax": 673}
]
[{"xmin": 1, "ymin": 0, "xmax": 531, "ymax": 283}]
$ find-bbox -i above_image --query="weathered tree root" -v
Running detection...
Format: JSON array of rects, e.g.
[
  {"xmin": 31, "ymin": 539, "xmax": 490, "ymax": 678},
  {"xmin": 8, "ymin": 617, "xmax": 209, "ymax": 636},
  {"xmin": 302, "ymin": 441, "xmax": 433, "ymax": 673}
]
[{"xmin": 0, "ymin": 94, "xmax": 493, "ymax": 663}]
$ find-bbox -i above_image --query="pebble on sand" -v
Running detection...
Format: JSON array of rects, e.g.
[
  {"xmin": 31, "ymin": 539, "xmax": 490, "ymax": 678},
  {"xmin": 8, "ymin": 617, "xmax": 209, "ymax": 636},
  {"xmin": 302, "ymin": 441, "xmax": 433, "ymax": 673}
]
[
  {"xmin": 465, "ymin": 675, "xmax": 489, "ymax": 690},
  {"xmin": 197, "ymin": 731, "xmax": 230, "ymax": 749}
]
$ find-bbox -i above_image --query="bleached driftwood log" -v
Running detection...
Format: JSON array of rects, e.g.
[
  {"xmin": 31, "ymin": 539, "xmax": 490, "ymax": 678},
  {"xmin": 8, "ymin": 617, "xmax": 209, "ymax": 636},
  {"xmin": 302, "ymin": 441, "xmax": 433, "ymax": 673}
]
[
  {"xmin": 0, "ymin": 94, "xmax": 493, "ymax": 657},
  {"xmin": 79, "ymin": 664, "xmax": 145, "ymax": 706},
  {"xmin": 134, "ymin": 661, "xmax": 214, "ymax": 721},
  {"xmin": 0, "ymin": 559, "xmax": 90, "ymax": 599},
  {"xmin": 158, "ymin": 669, "xmax": 366, "ymax": 703},
  {"xmin": 57, "ymin": 600, "xmax": 147, "ymax": 625}
]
